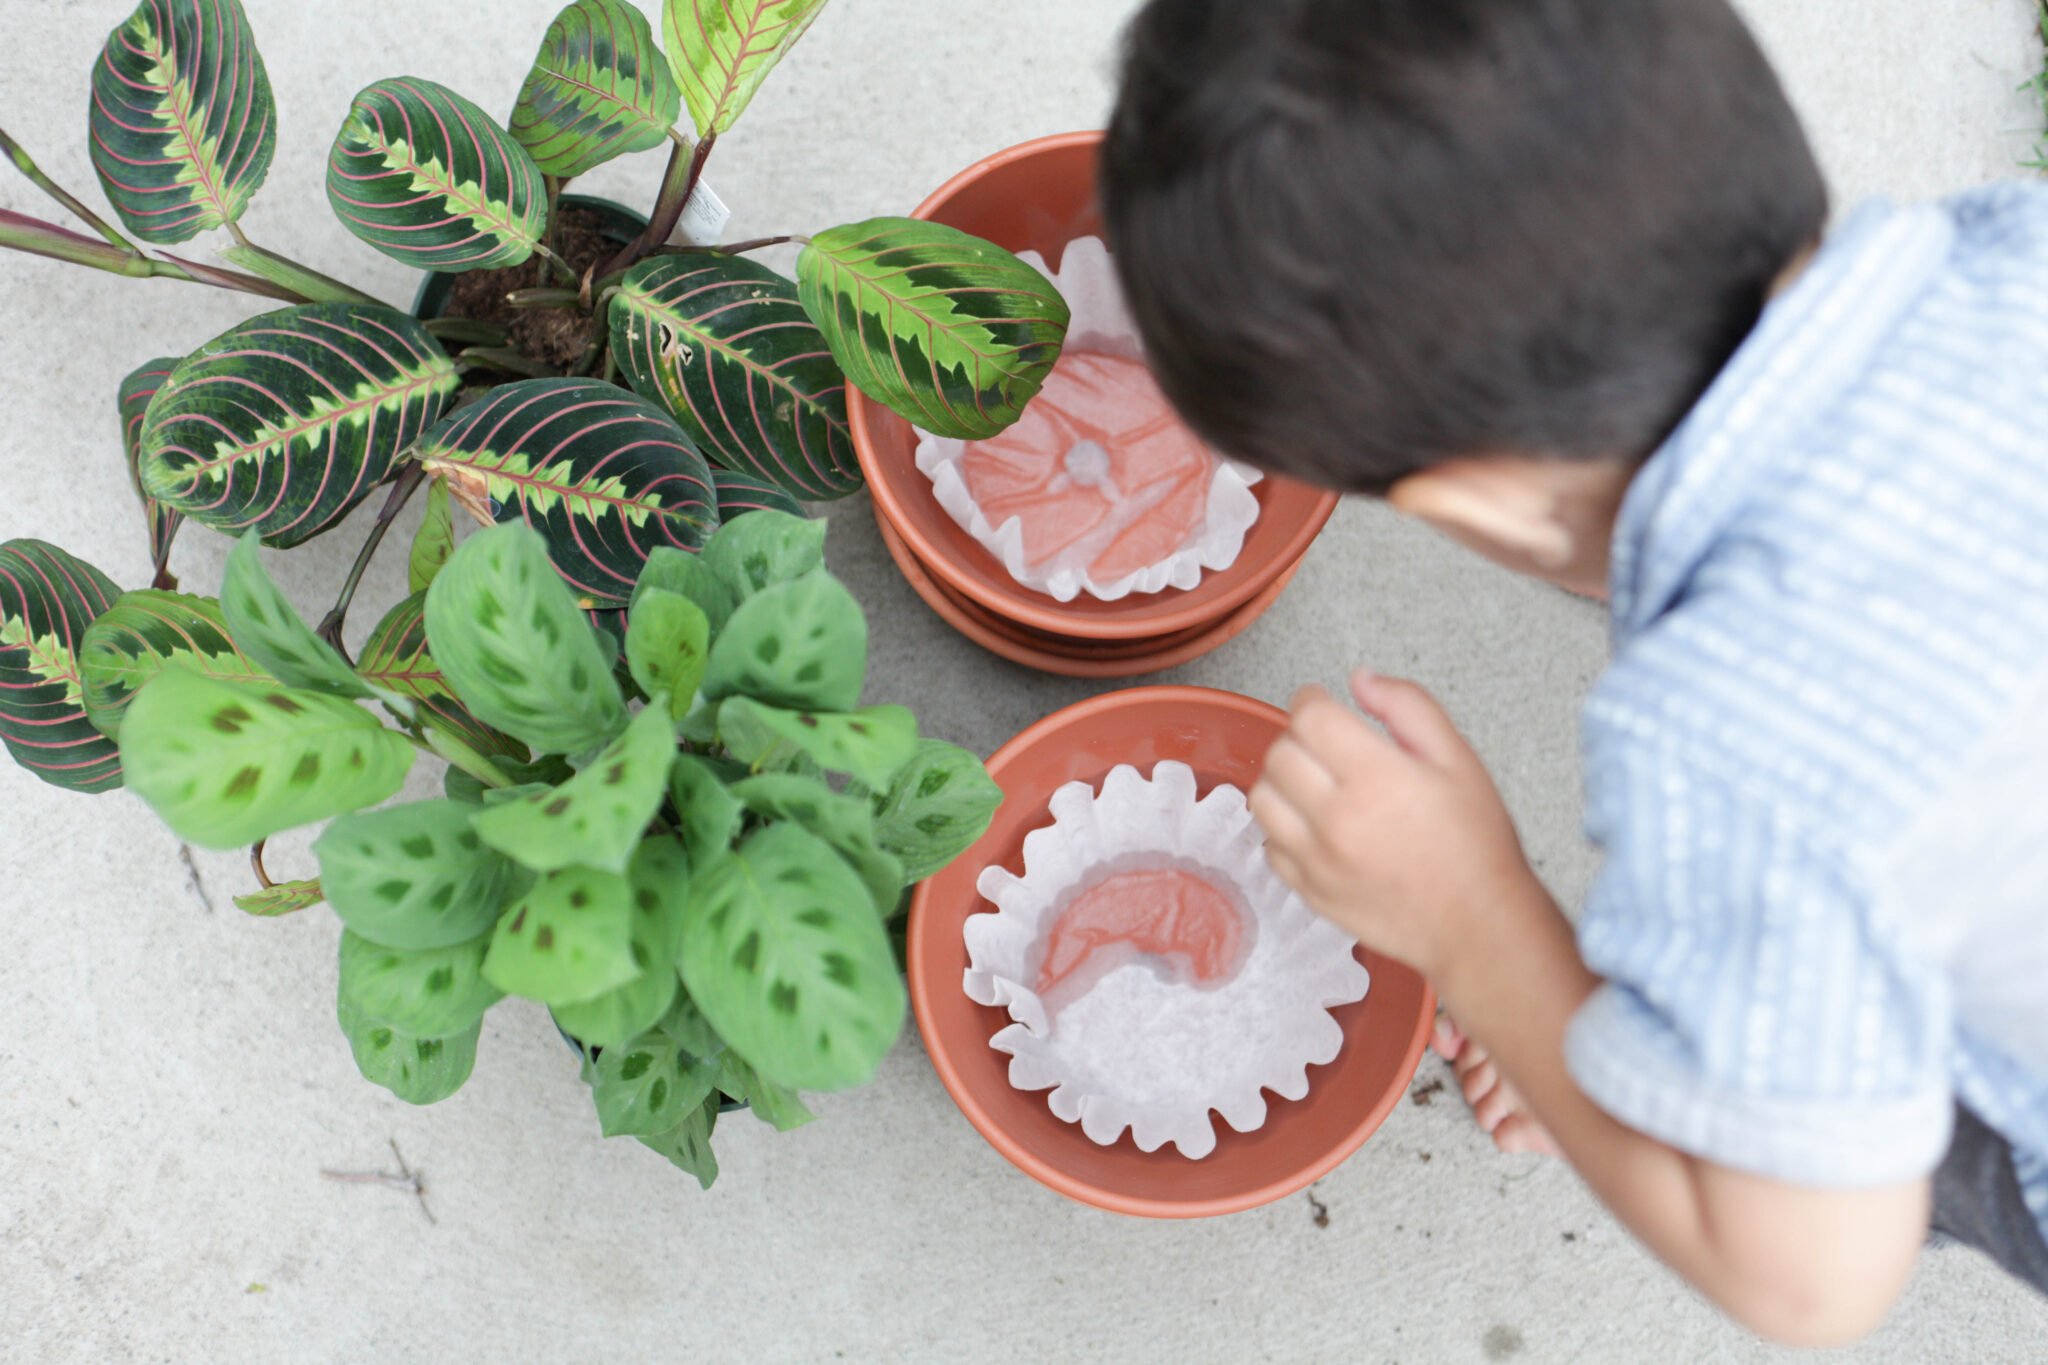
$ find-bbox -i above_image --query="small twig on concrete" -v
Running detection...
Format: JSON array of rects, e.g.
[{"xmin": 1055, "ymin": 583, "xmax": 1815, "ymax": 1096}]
[
  {"xmin": 1306, "ymin": 1186, "xmax": 1331, "ymax": 1229},
  {"xmin": 177, "ymin": 843, "xmax": 215, "ymax": 913},
  {"xmin": 321, "ymin": 1139, "xmax": 437, "ymax": 1225}
]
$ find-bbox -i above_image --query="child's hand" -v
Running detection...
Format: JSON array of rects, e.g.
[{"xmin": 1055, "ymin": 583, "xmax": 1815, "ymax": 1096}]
[{"xmin": 1249, "ymin": 670, "xmax": 1536, "ymax": 979}]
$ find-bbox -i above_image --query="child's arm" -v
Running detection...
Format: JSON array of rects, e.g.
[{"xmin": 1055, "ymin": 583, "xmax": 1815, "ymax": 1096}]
[{"xmin": 1250, "ymin": 673, "xmax": 1929, "ymax": 1348}]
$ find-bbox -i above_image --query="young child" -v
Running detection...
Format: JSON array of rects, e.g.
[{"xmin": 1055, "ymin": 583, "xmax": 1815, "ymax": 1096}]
[{"xmin": 1102, "ymin": 0, "xmax": 2048, "ymax": 1344}]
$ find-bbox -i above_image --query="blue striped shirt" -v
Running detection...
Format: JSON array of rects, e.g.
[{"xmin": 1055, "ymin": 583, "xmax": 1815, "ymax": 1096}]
[{"xmin": 1564, "ymin": 185, "xmax": 2048, "ymax": 1238}]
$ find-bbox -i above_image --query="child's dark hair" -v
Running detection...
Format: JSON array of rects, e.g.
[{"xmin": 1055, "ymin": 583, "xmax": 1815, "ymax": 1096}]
[{"xmin": 1101, "ymin": 0, "xmax": 1828, "ymax": 494}]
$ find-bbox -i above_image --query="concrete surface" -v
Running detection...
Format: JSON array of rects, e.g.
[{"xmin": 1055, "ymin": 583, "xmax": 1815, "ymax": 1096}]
[{"xmin": 2, "ymin": 1, "xmax": 2045, "ymax": 1361}]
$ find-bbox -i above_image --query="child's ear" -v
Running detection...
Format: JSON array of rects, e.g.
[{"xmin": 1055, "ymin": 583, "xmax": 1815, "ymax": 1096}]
[{"xmin": 1387, "ymin": 459, "xmax": 1577, "ymax": 572}]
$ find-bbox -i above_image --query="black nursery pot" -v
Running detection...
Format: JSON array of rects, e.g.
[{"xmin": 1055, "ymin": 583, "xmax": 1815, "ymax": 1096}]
[{"xmin": 409, "ymin": 194, "xmax": 649, "ymax": 320}]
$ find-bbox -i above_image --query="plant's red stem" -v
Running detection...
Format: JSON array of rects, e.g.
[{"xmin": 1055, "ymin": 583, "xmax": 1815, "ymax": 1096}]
[
  {"xmin": 250, "ymin": 840, "xmax": 274, "ymax": 889},
  {"xmin": 600, "ymin": 132, "xmax": 716, "ymax": 280},
  {"xmin": 0, "ymin": 126, "xmax": 135, "ymax": 251},
  {"xmin": 316, "ymin": 462, "xmax": 428, "ymax": 659}
]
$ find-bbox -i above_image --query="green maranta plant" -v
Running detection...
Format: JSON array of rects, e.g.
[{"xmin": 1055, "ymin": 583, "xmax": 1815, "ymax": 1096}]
[{"xmin": 0, "ymin": 0, "xmax": 1048, "ymax": 1183}]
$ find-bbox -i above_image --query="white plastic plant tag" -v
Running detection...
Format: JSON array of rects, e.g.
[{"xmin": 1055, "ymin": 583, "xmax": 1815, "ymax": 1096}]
[
  {"xmin": 964, "ymin": 763, "xmax": 1370, "ymax": 1159},
  {"xmin": 673, "ymin": 178, "xmax": 733, "ymax": 247}
]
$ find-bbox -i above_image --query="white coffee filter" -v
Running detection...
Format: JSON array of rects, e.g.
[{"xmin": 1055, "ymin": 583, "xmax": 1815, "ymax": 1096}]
[
  {"xmin": 915, "ymin": 237, "xmax": 1263, "ymax": 603},
  {"xmin": 964, "ymin": 763, "xmax": 1370, "ymax": 1159}
]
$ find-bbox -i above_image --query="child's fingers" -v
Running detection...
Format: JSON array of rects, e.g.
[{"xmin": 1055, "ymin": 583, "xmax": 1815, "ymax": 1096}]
[
  {"xmin": 1260, "ymin": 735, "xmax": 1337, "ymax": 811},
  {"xmin": 1288, "ymin": 685, "xmax": 1392, "ymax": 772},
  {"xmin": 1248, "ymin": 778, "xmax": 1316, "ymax": 859},
  {"xmin": 1351, "ymin": 670, "xmax": 1470, "ymax": 768}
]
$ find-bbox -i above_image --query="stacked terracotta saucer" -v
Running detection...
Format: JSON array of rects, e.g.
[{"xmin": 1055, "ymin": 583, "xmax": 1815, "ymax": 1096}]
[{"xmin": 850, "ymin": 132, "xmax": 1338, "ymax": 680}]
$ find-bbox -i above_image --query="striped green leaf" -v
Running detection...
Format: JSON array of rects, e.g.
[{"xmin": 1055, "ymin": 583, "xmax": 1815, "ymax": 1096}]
[
  {"xmin": 78, "ymin": 589, "xmax": 264, "ymax": 739},
  {"xmin": 0, "ymin": 541, "xmax": 125, "ymax": 793},
  {"xmin": 664, "ymin": 0, "xmax": 827, "ymax": 138},
  {"xmin": 327, "ymin": 77, "xmax": 549, "ymax": 272},
  {"xmin": 612, "ymin": 255, "xmax": 859, "ymax": 500},
  {"xmin": 88, "ymin": 0, "xmax": 276, "ymax": 244},
  {"xmin": 423, "ymin": 524, "xmax": 627, "ymax": 756},
  {"xmin": 234, "ymin": 878, "xmax": 321, "ymax": 917},
  {"xmin": 118, "ymin": 358, "xmax": 184, "ymax": 575},
  {"xmin": 418, "ymin": 378, "xmax": 719, "ymax": 609},
  {"xmin": 712, "ymin": 465, "xmax": 803, "ymax": 521},
  {"xmin": 511, "ymin": 0, "xmax": 680, "ymax": 178},
  {"xmin": 407, "ymin": 477, "xmax": 453, "ymax": 595},
  {"xmin": 119, "ymin": 668, "xmax": 413, "ymax": 848},
  {"xmin": 338, "ymin": 992, "xmax": 478, "ymax": 1105},
  {"xmin": 677, "ymin": 820, "xmax": 904, "ymax": 1092},
  {"xmin": 314, "ymin": 798, "xmax": 522, "ymax": 951},
  {"xmin": 356, "ymin": 592, "xmax": 526, "ymax": 761},
  {"xmin": 797, "ymin": 217, "xmax": 1069, "ymax": 441},
  {"xmin": 137, "ymin": 303, "xmax": 459, "ymax": 548}
]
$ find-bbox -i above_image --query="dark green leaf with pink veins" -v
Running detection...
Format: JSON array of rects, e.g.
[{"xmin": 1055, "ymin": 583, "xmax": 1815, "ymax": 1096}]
[
  {"xmin": 711, "ymin": 466, "xmax": 805, "ymax": 522},
  {"xmin": 511, "ymin": 0, "xmax": 680, "ymax": 178},
  {"xmin": 119, "ymin": 358, "xmax": 184, "ymax": 574},
  {"xmin": 552, "ymin": 835, "xmax": 689, "ymax": 1049},
  {"xmin": 137, "ymin": 303, "xmax": 459, "ymax": 548},
  {"xmin": 314, "ymin": 798, "xmax": 523, "ymax": 951},
  {"xmin": 423, "ymin": 523, "xmax": 627, "ymax": 756},
  {"xmin": 797, "ymin": 217, "xmax": 1069, "ymax": 441},
  {"xmin": 702, "ymin": 572, "xmax": 865, "ymax": 712},
  {"xmin": 356, "ymin": 592, "xmax": 528, "ymax": 762},
  {"xmin": 119, "ymin": 668, "xmax": 413, "ymax": 848},
  {"xmin": 677, "ymin": 820, "xmax": 906, "ymax": 1092},
  {"xmin": 338, "ymin": 991, "xmax": 479, "ymax": 1105},
  {"xmin": 78, "ymin": 589, "xmax": 266, "ymax": 740},
  {"xmin": 338, "ymin": 927, "xmax": 502, "ymax": 1039},
  {"xmin": 88, "ymin": 0, "xmax": 277, "ymax": 245},
  {"xmin": 326, "ymin": 77, "xmax": 548, "ymax": 273},
  {"xmin": 0, "ymin": 540, "xmax": 125, "ymax": 793},
  {"xmin": 612, "ymin": 254, "xmax": 861, "ymax": 501},
  {"xmin": 418, "ymin": 378, "xmax": 720, "ymax": 609},
  {"xmin": 484, "ymin": 863, "xmax": 639, "ymax": 1006},
  {"xmin": 472, "ymin": 701, "xmax": 677, "ymax": 875}
]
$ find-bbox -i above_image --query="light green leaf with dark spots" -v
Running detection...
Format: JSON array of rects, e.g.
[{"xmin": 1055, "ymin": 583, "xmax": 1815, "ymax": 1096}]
[
  {"xmin": 677, "ymin": 820, "xmax": 905, "ymax": 1091},
  {"xmin": 338, "ymin": 991, "xmax": 478, "ymax": 1105},
  {"xmin": 718, "ymin": 697, "xmax": 915, "ymax": 791},
  {"xmin": 870, "ymin": 739, "xmax": 1003, "ymax": 884},
  {"xmin": 589, "ymin": 1026, "xmax": 720, "ymax": 1138},
  {"xmin": 715, "ymin": 1051, "xmax": 813, "ymax": 1131},
  {"xmin": 552, "ymin": 835, "xmax": 688, "ymax": 1048},
  {"xmin": 314, "ymin": 798, "xmax": 522, "ymax": 950},
  {"xmin": 78, "ymin": 590, "xmax": 265, "ymax": 740},
  {"xmin": 656, "ymin": 990, "xmax": 726, "ymax": 1058},
  {"xmin": 424, "ymin": 522, "xmax": 626, "ymax": 755},
  {"xmin": 339, "ymin": 928, "xmax": 502, "ymax": 1039},
  {"xmin": 731, "ymin": 773, "xmax": 901, "ymax": 914},
  {"xmin": 120, "ymin": 669, "xmax": 413, "ymax": 848},
  {"xmin": 668, "ymin": 752, "xmax": 742, "ymax": 870},
  {"xmin": 358, "ymin": 593, "xmax": 528, "ymax": 762},
  {"xmin": 700, "ymin": 508, "xmax": 824, "ymax": 601},
  {"xmin": 221, "ymin": 533, "xmax": 396, "ymax": 710},
  {"xmin": 635, "ymin": 1093, "xmax": 719, "ymax": 1188},
  {"xmin": 473, "ymin": 701, "xmax": 675, "ymax": 874},
  {"xmin": 625, "ymin": 588, "xmax": 709, "ymax": 717},
  {"xmin": 634, "ymin": 545, "xmax": 736, "ymax": 636},
  {"xmin": 234, "ymin": 878, "xmax": 322, "ymax": 917},
  {"xmin": 483, "ymin": 864, "xmax": 637, "ymax": 1005},
  {"xmin": 409, "ymin": 477, "xmax": 455, "ymax": 595},
  {"xmin": 701, "ymin": 571, "xmax": 863, "ymax": 713}
]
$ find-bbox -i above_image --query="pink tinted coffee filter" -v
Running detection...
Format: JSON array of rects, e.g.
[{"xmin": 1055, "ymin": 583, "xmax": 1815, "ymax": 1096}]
[
  {"xmin": 964, "ymin": 763, "xmax": 1370, "ymax": 1159},
  {"xmin": 916, "ymin": 237, "xmax": 1263, "ymax": 604}
]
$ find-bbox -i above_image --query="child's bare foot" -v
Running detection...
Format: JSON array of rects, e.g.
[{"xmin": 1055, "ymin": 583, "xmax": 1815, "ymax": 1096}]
[{"xmin": 1433, "ymin": 1016, "xmax": 1560, "ymax": 1156}]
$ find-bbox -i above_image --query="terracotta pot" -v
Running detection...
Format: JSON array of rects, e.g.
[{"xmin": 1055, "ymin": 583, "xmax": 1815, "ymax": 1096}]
[
  {"xmin": 908, "ymin": 687, "xmax": 1435, "ymax": 1218},
  {"xmin": 410, "ymin": 195, "xmax": 648, "ymax": 320},
  {"xmin": 850, "ymin": 131, "xmax": 1340, "ymax": 656}
]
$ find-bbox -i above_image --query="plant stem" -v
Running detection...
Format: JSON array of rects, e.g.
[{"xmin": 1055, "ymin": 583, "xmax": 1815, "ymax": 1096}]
[
  {"xmin": 315, "ymin": 462, "xmax": 427, "ymax": 657},
  {"xmin": 414, "ymin": 724, "xmax": 513, "ymax": 790},
  {"xmin": 0, "ymin": 127, "xmax": 135, "ymax": 251},
  {"xmin": 424, "ymin": 316, "xmax": 510, "ymax": 348},
  {"xmin": 543, "ymin": 175, "xmax": 566, "ymax": 285},
  {"xmin": 602, "ymin": 131, "xmax": 716, "ymax": 279},
  {"xmin": 219, "ymin": 237, "xmax": 387, "ymax": 307},
  {"xmin": 456, "ymin": 347, "xmax": 561, "ymax": 379},
  {"xmin": 503, "ymin": 286, "xmax": 583, "ymax": 309},
  {"xmin": 533, "ymin": 243, "xmax": 573, "ymax": 279},
  {"xmin": 249, "ymin": 839, "xmax": 275, "ymax": 889},
  {"xmin": 676, "ymin": 234, "xmax": 802, "ymax": 257}
]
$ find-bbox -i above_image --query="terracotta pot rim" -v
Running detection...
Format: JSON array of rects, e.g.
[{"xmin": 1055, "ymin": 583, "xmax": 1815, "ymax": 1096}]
[
  {"xmin": 908, "ymin": 687, "xmax": 1437, "ymax": 1218},
  {"xmin": 875, "ymin": 509, "xmax": 1298, "ymax": 678},
  {"xmin": 850, "ymin": 130, "xmax": 1341, "ymax": 641}
]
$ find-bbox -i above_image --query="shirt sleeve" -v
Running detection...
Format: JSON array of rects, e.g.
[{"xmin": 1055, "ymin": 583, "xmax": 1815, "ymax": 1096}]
[{"xmin": 1565, "ymin": 739, "xmax": 1955, "ymax": 1188}]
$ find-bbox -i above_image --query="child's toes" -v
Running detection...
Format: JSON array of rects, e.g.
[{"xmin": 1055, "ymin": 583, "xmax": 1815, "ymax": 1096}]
[
  {"xmin": 1457, "ymin": 1054, "xmax": 1498, "ymax": 1107},
  {"xmin": 1433, "ymin": 1016, "xmax": 1467, "ymax": 1060},
  {"xmin": 1494, "ymin": 1114, "xmax": 1561, "ymax": 1158},
  {"xmin": 1472, "ymin": 1080, "xmax": 1516, "ymax": 1133}
]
